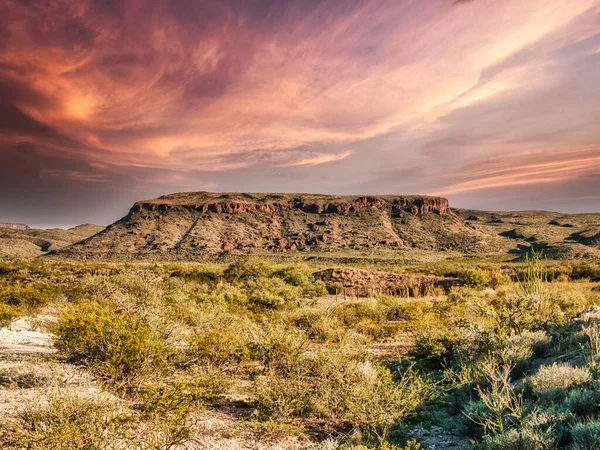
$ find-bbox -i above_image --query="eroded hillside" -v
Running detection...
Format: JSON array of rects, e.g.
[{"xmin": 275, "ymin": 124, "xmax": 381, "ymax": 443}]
[
  {"xmin": 62, "ymin": 192, "xmax": 502, "ymax": 260},
  {"xmin": 0, "ymin": 224, "xmax": 104, "ymax": 258}
]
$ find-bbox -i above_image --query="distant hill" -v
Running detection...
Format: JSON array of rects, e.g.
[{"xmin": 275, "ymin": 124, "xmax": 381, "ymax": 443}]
[
  {"xmin": 0, "ymin": 224, "xmax": 105, "ymax": 258},
  {"xmin": 452, "ymin": 208, "xmax": 600, "ymax": 260},
  {"xmin": 0, "ymin": 222, "xmax": 30, "ymax": 230},
  {"xmin": 61, "ymin": 192, "xmax": 509, "ymax": 261}
]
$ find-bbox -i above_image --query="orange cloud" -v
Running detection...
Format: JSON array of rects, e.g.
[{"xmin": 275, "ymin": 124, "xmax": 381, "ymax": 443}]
[{"xmin": 429, "ymin": 148, "xmax": 600, "ymax": 196}]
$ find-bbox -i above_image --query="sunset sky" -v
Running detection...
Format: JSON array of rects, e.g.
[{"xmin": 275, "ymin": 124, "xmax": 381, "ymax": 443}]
[{"xmin": 1, "ymin": 0, "xmax": 599, "ymax": 227}]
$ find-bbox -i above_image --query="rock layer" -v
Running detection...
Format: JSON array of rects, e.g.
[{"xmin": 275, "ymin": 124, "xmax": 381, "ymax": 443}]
[{"xmin": 130, "ymin": 193, "xmax": 450, "ymax": 216}]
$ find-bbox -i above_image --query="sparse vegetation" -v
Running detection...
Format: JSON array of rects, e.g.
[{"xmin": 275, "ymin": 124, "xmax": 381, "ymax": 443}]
[{"xmin": 1, "ymin": 251, "xmax": 600, "ymax": 448}]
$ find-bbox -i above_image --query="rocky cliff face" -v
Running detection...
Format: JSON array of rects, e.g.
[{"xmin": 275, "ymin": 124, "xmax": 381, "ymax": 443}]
[
  {"xmin": 130, "ymin": 194, "xmax": 450, "ymax": 216},
  {"xmin": 0, "ymin": 223, "xmax": 30, "ymax": 230},
  {"xmin": 62, "ymin": 192, "xmax": 493, "ymax": 260}
]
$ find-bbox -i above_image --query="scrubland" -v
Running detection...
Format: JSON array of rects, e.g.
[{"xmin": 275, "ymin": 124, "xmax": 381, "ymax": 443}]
[{"xmin": 1, "ymin": 255, "xmax": 600, "ymax": 449}]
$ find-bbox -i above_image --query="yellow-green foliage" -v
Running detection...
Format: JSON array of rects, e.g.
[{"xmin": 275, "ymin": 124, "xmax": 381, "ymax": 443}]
[
  {"xmin": 0, "ymin": 385, "xmax": 218, "ymax": 450},
  {"xmin": 0, "ymin": 394, "xmax": 128, "ymax": 450},
  {"xmin": 55, "ymin": 303, "xmax": 173, "ymax": 386},
  {"xmin": 343, "ymin": 441, "xmax": 423, "ymax": 450},
  {"xmin": 254, "ymin": 351, "xmax": 429, "ymax": 441},
  {"xmin": 2, "ymin": 255, "xmax": 600, "ymax": 448},
  {"xmin": 459, "ymin": 269, "xmax": 491, "ymax": 290},
  {"xmin": 0, "ymin": 303, "xmax": 19, "ymax": 327}
]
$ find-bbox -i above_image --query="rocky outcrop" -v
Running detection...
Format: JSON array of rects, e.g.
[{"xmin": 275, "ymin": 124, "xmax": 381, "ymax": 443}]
[
  {"xmin": 129, "ymin": 193, "xmax": 450, "ymax": 217},
  {"xmin": 0, "ymin": 223, "xmax": 30, "ymax": 230},
  {"xmin": 315, "ymin": 267, "xmax": 460, "ymax": 295}
]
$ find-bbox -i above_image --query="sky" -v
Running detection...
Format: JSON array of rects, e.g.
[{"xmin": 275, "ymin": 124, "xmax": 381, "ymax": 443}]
[{"xmin": 1, "ymin": 0, "xmax": 599, "ymax": 228}]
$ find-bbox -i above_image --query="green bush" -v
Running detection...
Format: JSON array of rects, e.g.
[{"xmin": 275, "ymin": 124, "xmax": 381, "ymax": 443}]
[
  {"xmin": 253, "ymin": 352, "xmax": 429, "ymax": 440},
  {"xmin": 55, "ymin": 303, "xmax": 173, "ymax": 386},
  {"xmin": 570, "ymin": 421, "xmax": 600, "ymax": 450},
  {"xmin": 527, "ymin": 363, "xmax": 591, "ymax": 403},
  {"xmin": 186, "ymin": 323, "xmax": 250, "ymax": 366},
  {"xmin": 484, "ymin": 428, "xmax": 555, "ymax": 450},
  {"xmin": 275, "ymin": 263, "xmax": 314, "ymax": 286},
  {"xmin": 563, "ymin": 389, "xmax": 600, "ymax": 417},
  {"xmin": 0, "ymin": 303, "xmax": 19, "ymax": 327},
  {"xmin": 224, "ymin": 258, "xmax": 273, "ymax": 281},
  {"xmin": 0, "ymin": 393, "xmax": 128, "ymax": 449},
  {"xmin": 0, "ymin": 284, "xmax": 54, "ymax": 308},
  {"xmin": 459, "ymin": 269, "xmax": 491, "ymax": 290},
  {"xmin": 245, "ymin": 277, "xmax": 301, "ymax": 308}
]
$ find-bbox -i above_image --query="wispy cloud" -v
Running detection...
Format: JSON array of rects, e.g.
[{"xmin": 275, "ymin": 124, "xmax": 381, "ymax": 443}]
[
  {"xmin": 1, "ymin": 0, "xmax": 599, "ymax": 225},
  {"xmin": 428, "ymin": 148, "xmax": 600, "ymax": 195}
]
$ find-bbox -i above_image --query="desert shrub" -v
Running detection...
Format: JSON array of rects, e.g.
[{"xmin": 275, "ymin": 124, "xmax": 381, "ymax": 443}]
[
  {"xmin": 0, "ymin": 393, "xmax": 129, "ymax": 449},
  {"xmin": 466, "ymin": 359, "xmax": 523, "ymax": 438},
  {"xmin": 55, "ymin": 303, "xmax": 173, "ymax": 386},
  {"xmin": 0, "ymin": 284, "xmax": 55, "ymax": 308},
  {"xmin": 275, "ymin": 263, "xmax": 315, "ymax": 286},
  {"xmin": 484, "ymin": 428, "xmax": 555, "ymax": 450},
  {"xmin": 245, "ymin": 321, "xmax": 306, "ymax": 367},
  {"xmin": 292, "ymin": 312, "xmax": 348, "ymax": 343},
  {"xmin": 570, "ymin": 421, "xmax": 600, "ymax": 450},
  {"xmin": 327, "ymin": 281, "xmax": 345, "ymax": 295},
  {"xmin": 500, "ymin": 331, "xmax": 551, "ymax": 375},
  {"xmin": 137, "ymin": 368, "xmax": 226, "ymax": 417},
  {"xmin": 245, "ymin": 276, "xmax": 301, "ymax": 308},
  {"xmin": 342, "ymin": 442, "xmax": 423, "ymax": 450},
  {"xmin": 299, "ymin": 279, "xmax": 327, "ymax": 298},
  {"xmin": 459, "ymin": 269, "xmax": 491, "ymax": 290},
  {"xmin": 194, "ymin": 281, "xmax": 249, "ymax": 307},
  {"xmin": 410, "ymin": 322, "xmax": 463, "ymax": 368},
  {"xmin": 186, "ymin": 323, "xmax": 250, "ymax": 365},
  {"xmin": 527, "ymin": 363, "xmax": 591, "ymax": 403},
  {"xmin": 391, "ymin": 300, "xmax": 428, "ymax": 322},
  {"xmin": 582, "ymin": 323, "xmax": 600, "ymax": 376},
  {"xmin": 0, "ymin": 384, "xmax": 214, "ymax": 450},
  {"xmin": 562, "ymin": 389, "xmax": 600, "ymax": 417},
  {"xmin": 573, "ymin": 263, "xmax": 600, "ymax": 282},
  {"xmin": 254, "ymin": 352, "xmax": 429, "ymax": 441},
  {"xmin": 224, "ymin": 258, "xmax": 273, "ymax": 281},
  {"xmin": 489, "ymin": 271, "xmax": 512, "ymax": 289},
  {"xmin": 0, "ymin": 303, "xmax": 19, "ymax": 326},
  {"xmin": 170, "ymin": 266, "xmax": 221, "ymax": 283},
  {"xmin": 514, "ymin": 251, "xmax": 548, "ymax": 298},
  {"xmin": 488, "ymin": 287, "xmax": 590, "ymax": 334},
  {"xmin": 275, "ymin": 263, "xmax": 327, "ymax": 297},
  {"xmin": 336, "ymin": 300, "xmax": 387, "ymax": 327}
]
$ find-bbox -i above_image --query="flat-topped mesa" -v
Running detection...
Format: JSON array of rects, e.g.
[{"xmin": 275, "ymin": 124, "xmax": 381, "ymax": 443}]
[
  {"xmin": 129, "ymin": 193, "xmax": 451, "ymax": 217},
  {"xmin": 60, "ymin": 191, "xmax": 491, "ymax": 259},
  {"xmin": 0, "ymin": 222, "xmax": 30, "ymax": 230}
]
